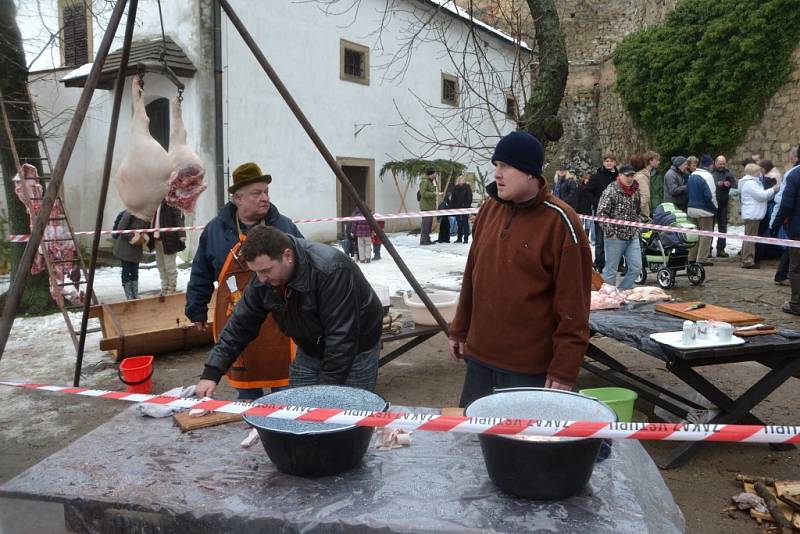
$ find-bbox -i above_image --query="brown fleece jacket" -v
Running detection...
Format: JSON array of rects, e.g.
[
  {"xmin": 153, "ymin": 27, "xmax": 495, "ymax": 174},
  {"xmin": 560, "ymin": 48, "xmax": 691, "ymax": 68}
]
[{"xmin": 449, "ymin": 182, "xmax": 593, "ymax": 384}]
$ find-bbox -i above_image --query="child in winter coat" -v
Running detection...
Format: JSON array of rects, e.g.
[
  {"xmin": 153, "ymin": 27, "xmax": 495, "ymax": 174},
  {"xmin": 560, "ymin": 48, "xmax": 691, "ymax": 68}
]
[
  {"xmin": 349, "ymin": 208, "xmax": 373, "ymax": 263},
  {"xmin": 112, "ymin": 210, "xmax": 149, "ymax": 300}
]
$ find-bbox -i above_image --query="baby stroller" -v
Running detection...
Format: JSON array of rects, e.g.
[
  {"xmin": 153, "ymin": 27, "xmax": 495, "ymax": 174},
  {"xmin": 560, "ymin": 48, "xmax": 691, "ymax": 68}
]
[{"xmin": 634, "ymin": 203, "xmax": 705, "ymax": 289}]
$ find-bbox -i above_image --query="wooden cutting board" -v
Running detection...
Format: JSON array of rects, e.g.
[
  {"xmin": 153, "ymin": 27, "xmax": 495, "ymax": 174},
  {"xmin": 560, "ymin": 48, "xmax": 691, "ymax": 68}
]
[
  {"xmin": 173, "ymin": 412, "xmax": 243, "ymax": 432},
  {"xmin": 734, "ymin": 327, "xmax": 778, "ymax": 337},
  {"xmin": 655, "ymin": 302, "xmax": 763, "ymax": 326}
]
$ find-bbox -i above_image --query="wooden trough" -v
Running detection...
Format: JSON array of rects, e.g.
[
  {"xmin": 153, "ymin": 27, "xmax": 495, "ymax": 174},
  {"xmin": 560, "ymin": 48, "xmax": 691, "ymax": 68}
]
[{"xmin": 89, "ymin": 292, "xmax": 214, "ymax": 361}]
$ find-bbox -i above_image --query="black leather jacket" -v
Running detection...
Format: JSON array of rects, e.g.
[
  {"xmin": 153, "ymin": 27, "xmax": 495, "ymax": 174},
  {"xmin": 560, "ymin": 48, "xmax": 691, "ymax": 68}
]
[{"xmin": 201, "ymin": 236, "xmax": 382, "ymax": 385}]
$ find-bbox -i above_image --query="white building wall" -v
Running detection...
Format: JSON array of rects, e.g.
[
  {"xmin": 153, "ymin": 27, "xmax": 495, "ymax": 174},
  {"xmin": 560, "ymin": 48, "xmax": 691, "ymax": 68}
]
[
  {"xmin": 15, "ymin": 0, "xmax": 216, "ymax": 252},
  {"xmin": 14, "ymin": 0, "xmax": 525, "ymax": 245},
  {"xmin": 222, "ymin": 0, "xmax": 524, "ymax": 240}
]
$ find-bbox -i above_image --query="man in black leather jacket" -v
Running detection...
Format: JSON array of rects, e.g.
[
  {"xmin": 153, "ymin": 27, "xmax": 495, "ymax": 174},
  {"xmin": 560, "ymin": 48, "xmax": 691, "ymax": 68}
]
[{"xmin": 195, "ymin": 226, "xmax": 383, "ymax": 395}]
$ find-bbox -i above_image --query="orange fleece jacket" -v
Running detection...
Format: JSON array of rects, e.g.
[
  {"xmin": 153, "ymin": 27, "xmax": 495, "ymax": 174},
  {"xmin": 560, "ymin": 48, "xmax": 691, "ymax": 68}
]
[{"xmin": 449, "ymin": 183, "xmax": 593, "ymax": 384}]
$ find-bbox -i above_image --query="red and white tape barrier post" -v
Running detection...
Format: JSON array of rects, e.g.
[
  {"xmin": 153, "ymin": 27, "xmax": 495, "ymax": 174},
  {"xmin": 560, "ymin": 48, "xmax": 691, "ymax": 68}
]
[
  {"xmin": 2, "ymin": 381, "xmax": 798, "ymax": 445},
  {"xmin": 9, "ymin": 208, "xmax": 800, "ymax": 249}
]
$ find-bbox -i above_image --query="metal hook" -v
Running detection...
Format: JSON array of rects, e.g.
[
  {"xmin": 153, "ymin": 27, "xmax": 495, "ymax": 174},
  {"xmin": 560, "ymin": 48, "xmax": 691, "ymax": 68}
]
[{"xmin": 177, "ymin": 87, "xmax": 184, "ymax": 103}]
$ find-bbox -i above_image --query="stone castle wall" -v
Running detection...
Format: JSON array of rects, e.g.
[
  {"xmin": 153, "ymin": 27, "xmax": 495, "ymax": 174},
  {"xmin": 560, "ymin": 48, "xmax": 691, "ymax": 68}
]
[{"xmin": 547, "ymin": 0, "xmax": 800, "ymax": 185}]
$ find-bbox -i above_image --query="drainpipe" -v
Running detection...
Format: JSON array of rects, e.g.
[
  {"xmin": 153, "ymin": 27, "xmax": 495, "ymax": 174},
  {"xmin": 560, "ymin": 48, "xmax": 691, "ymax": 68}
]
[{"xmin": 213, "ymin": 0, "xmax": 225, "ymax": 211}]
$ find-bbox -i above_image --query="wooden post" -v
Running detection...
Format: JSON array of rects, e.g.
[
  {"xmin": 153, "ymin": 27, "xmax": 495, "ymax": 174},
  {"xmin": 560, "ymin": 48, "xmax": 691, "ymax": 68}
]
[{"xmin": 74, "ymin": 0, "xmax": 139, "ymax": 386}]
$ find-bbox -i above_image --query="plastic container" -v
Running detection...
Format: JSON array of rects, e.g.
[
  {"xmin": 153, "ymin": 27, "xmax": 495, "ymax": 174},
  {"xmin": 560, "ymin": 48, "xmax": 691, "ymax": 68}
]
[
  {"xmin": 371, "ymin": 284, "xmax": 391, "ymax": 315},
  {"xmin": 465, "ymin": 388, "xmax": 617, "ymax": 500},
  {"xmin": 402, "ymin": 291, "xmax": 459, "ymax": 325},
  {"xmin": 118, "ymin": 355, "xmax": 154, "ymax": 394},
  {"xmin": 579, "ymin": 387, "xmax": 638, "ymax": 422}
]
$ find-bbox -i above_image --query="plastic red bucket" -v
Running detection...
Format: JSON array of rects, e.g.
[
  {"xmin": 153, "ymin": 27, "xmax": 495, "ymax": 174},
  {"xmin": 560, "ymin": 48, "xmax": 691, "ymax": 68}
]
[{"xmin": 118, "ymin": 355, "xmax": 154, "ymax": 394}]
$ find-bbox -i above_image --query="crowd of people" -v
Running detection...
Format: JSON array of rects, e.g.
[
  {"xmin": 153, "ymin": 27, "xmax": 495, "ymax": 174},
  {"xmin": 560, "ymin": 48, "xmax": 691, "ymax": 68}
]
[{"xmin": 549, "ymin": 148, "xmax": 797, "ymax": 294}]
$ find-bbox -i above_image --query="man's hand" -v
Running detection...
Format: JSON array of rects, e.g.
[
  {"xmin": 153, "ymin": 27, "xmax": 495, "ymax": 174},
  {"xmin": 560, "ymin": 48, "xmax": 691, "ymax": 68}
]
[
  {"xmin": 194, "ymin": 320, "xmax": 208, "ymax": 332},
  {"xmin": 544, "ymin": 376, "xmax": 572, "ymax": 391},
  {"xmin": 447, "ymin": 337, "xmax": 465, "ymax": 362},
  {"xmin": 195, "ymin": 379, "xmax": 217, "ymax": 398}
]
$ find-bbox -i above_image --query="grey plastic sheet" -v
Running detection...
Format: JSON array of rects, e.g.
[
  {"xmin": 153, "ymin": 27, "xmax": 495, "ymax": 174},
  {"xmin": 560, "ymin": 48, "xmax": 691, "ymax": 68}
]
[{"xmin": 1, "ymin": 406, "xmax": 684, "ymax": 533}]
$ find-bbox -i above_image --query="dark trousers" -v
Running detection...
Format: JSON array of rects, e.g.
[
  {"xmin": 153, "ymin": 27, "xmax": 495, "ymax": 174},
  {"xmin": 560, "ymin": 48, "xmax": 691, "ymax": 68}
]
[
  {"xmin": 714, "ymin": 203, "xmax": 729, "ymax": 252},
  {"xmin": 593, "ymin": 222, "xmax": 605, "ymax": 271},
  {"xmin": 776, "ymin": 249, "xmax": 790, "ymax": 282},
  {"xmin": 420, "ymin": 216, "xmax": 433, "ymax": 243},
  {"xmin": 455, "ymin": 215, "xmax": 470, "ymax": 242},
  {"xmin": 121, "ymin": 260, "xmax": 139, "ymax": 283},
  {"xmin": 789, "ymin": 247, "xmax": 800, "ymax": 308},
  {"xmin": 459, "ymin": 358, "xmax": 546, "ymax": 408}
]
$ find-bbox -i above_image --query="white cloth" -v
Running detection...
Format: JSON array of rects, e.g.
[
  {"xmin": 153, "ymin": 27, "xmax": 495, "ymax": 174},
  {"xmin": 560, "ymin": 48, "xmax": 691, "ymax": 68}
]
[{"xmin": 739, "ymin": 175, "xmax": 776, "ymax": 220}]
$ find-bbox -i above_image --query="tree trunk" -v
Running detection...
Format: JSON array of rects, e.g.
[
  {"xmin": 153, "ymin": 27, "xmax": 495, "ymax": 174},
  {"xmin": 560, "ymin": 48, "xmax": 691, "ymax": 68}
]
[
  {"xmin": 519, "ymin": 0, "xmax": 568, "ymax": 148},
  {"xmin": 0, "ymin": 0, "xmax": 56, "ymax": 314}
]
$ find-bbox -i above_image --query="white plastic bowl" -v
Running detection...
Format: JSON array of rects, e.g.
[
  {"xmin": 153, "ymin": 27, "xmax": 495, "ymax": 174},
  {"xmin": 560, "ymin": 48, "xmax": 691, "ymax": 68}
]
[{"xmin": 402, "ymin": 291, "xmax": 459, "ymax": 325}]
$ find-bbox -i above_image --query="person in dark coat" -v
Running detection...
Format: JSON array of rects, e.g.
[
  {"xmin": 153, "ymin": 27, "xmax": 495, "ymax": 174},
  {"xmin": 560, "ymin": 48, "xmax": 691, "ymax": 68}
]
[
  {"xmin": 710, "ymin": 155, "xmax": 737, "ymax": 257},
  {"xmin": 450, "ymin": 175, "xmax": 473, "ymax": 243},
  {"xmin": 148, "ymin": 199, "xmax": 186, "ymax": 295},
  {"xmin": 195, "ymin": 227, "xmax": 383, "ymax": 396},
  {"xmin": 186, "ymin": 163, "xmax": 303, "ymax": 331},
  {"xmin": 437, "ymin": 195, "xmax": 451, "ymax": 243},
  {"xmin": 770, "ymin": 144, "xmax": 800, "ymax": 315},
  {"xmin": 112, "ymin": 210, "xmax": 149, "ymax": 300},
  {"xmin": 584, "ymin": 154, "xmax": 618, "ymax": 271}
]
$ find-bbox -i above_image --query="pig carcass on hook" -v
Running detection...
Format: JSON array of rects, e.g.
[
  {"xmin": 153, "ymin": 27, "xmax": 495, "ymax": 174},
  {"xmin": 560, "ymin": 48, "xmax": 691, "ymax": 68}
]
[
  {"xmin": 165, "ymin": 96, "xmax": 206, "ymax": 213},
  {"xmin": 114, "ymin": 77, "xmax": 172, "ymax": 221}
]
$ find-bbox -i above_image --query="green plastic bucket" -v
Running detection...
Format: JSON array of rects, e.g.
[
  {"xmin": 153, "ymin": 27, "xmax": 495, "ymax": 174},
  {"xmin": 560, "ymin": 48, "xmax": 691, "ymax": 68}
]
[{"xmin": 578, "ymin": 387, "xmax": 638, "ymax": 422}]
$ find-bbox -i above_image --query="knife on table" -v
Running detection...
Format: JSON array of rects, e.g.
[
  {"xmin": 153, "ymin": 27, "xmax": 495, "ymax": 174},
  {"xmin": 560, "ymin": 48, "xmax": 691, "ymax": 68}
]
[{"xmin": 682, "ymin": 303, "xmax": 705, "ymax": 312}]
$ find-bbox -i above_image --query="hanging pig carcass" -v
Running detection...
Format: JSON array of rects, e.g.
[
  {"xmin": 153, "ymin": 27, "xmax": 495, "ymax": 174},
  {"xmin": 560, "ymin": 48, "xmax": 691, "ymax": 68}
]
[
  {"xmin": 14, "ymin": 163, "xmax": 83, "ymax": 306},
  {"xmin": 114, "ymin": 77, "xmax": 172, "ymax": 222},
  {"xmin": 165, "ymin": 96, "xmax": 206, "ymax": 213}
]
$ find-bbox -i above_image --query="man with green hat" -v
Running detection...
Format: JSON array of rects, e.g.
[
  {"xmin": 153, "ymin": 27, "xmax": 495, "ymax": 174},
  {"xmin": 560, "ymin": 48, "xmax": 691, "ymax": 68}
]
[{"xmin": 186, "ymin": 162, "xmax": 303, "ymax": 400}]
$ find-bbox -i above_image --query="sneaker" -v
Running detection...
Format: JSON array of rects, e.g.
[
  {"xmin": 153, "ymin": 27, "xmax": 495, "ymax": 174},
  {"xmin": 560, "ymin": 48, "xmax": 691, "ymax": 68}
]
[
  {"xmin": 775, "ymin": 279, "xmax": 790, "ymax": 286},
  {"xmin": 782, "ymin": 305, "xmax": 800, "ymax": 316},
  {"xmin": 741, "ymin": 263, "xmax": 761, "ymax": 269},
  {"xmin": 716, "ymin": 251, "xmax": 729, "ymax": 258}
]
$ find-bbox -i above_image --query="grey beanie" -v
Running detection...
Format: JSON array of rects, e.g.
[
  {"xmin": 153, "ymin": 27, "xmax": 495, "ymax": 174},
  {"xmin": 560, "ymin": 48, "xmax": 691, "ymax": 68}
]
[{"xmin": 672, "ymin": 156, "xmax": 687, "ymax": 167}]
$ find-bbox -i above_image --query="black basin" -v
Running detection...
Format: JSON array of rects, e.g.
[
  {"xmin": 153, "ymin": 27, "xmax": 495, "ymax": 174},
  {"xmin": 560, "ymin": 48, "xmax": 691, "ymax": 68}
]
[
  {"xmin": 465, "ymin": 388, "xmax": 617, "ymax": 500},
  {"xmin": 243, "ymin": 385, "xmax": 388, "ymax": 477}
]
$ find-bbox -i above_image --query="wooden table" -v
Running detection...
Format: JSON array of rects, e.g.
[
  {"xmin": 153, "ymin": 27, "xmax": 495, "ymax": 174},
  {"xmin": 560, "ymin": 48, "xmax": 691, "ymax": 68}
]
[
  {"xmin": 586, "ymin": 302, "xmax": 800, "ymax": 469},
  {"xmin": 379, "ymin": 324, "xmax": 442, "ymax": 367}
]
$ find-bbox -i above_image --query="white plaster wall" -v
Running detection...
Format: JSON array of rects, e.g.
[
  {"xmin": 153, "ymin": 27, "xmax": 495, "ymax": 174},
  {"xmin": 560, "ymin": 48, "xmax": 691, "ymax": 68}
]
[
  {"xmin": 16, "ymin": 0, "xmax": 216, "ymax": 253},
  {"xmin": 222, "ymin": 0, "xmax": 524, "ymax": 240},
  {"xmin": 15, "ymin": 0, "xmax": 525, "ymax": 244}
]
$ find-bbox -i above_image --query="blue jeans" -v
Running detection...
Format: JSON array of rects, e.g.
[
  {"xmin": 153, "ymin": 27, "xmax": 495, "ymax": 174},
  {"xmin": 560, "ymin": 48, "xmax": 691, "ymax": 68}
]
[
  {"xmin": 603, "ymin": 237, "xmax": 641, "ymax": 289},
  {"xmin": 289, "ymin": 345, "xmax": 379, "ymax": 391},
  {"xmin": 459, "ymin": 358, "xmax": 546, "ymax": 408}
]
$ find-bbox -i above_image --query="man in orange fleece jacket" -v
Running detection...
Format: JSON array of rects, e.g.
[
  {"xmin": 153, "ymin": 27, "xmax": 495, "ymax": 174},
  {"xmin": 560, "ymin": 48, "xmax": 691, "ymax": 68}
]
[{"xmin": 448, "ymin": 131, "xmax": 593, "ymax": 407}]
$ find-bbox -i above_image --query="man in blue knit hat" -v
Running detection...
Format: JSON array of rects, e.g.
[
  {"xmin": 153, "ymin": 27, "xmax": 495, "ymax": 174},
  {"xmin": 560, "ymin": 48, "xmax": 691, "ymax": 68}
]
[{"xmin": 448, "ymin": 131, "xmax": 593, "ymax": 407}]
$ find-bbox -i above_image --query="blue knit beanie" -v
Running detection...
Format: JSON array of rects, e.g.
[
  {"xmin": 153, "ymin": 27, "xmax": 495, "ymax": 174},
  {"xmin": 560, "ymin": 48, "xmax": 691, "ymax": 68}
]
[
  {"xmin": 700, "ymin": 154, "xmax": 714, "ymax": 168},
  {"xmin": 491, "ymin": 131, "xmax": 544, "ymax": 177}
]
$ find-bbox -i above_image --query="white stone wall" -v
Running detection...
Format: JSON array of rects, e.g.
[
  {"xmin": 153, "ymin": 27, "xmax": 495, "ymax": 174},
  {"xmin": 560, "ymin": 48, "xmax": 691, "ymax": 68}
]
[{"xmin": 13, "ymin": 0, "xmax": 524, "ymax": 245}]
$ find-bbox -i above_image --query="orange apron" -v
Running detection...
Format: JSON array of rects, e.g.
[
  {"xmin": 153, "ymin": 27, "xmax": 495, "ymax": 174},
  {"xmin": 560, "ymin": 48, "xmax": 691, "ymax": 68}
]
[{"xmin": 213, "ymin": 238, "xmax": 294, "ymax": 389}]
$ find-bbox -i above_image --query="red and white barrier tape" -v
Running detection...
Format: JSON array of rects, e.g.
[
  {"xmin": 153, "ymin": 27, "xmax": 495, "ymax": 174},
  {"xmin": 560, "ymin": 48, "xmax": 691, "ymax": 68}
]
[
  {"xmin": 8, "ymin": 207, "xmax": 800, "ymax": 249},
  {"xmin": 2, "ymin": 381, "xmax": 798, "ymax": 444},
  {"xmin": 5, "ymin": 208, "xmax": 480, "ymax": 243}
]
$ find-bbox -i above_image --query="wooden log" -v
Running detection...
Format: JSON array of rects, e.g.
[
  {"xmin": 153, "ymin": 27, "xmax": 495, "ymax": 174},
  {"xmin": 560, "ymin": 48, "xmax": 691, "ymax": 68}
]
[{"xmin": 755, "ymin": 482, "xmax": 794, "ymax": 534}]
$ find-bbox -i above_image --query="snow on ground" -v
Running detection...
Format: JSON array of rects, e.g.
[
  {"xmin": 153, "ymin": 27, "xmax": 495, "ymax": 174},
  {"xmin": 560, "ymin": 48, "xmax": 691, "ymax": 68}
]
[
  {"xmin": 0, "ymin": 234, "xmax": 468, "ymax": 386},
  {"xmin": 0, "ymin": 225, "xmax": 750, "ymax": 388}
]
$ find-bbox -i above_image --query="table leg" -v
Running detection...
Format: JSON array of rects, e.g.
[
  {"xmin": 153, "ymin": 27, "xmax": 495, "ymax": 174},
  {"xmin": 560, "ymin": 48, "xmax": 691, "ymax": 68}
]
[
  {"xmin": 379, "ymin": 333, "xmax": 438, "ymax": 367},
  {"xmin": 660, "ymin": 357, "xmax": 800, "ymax": 469}
]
